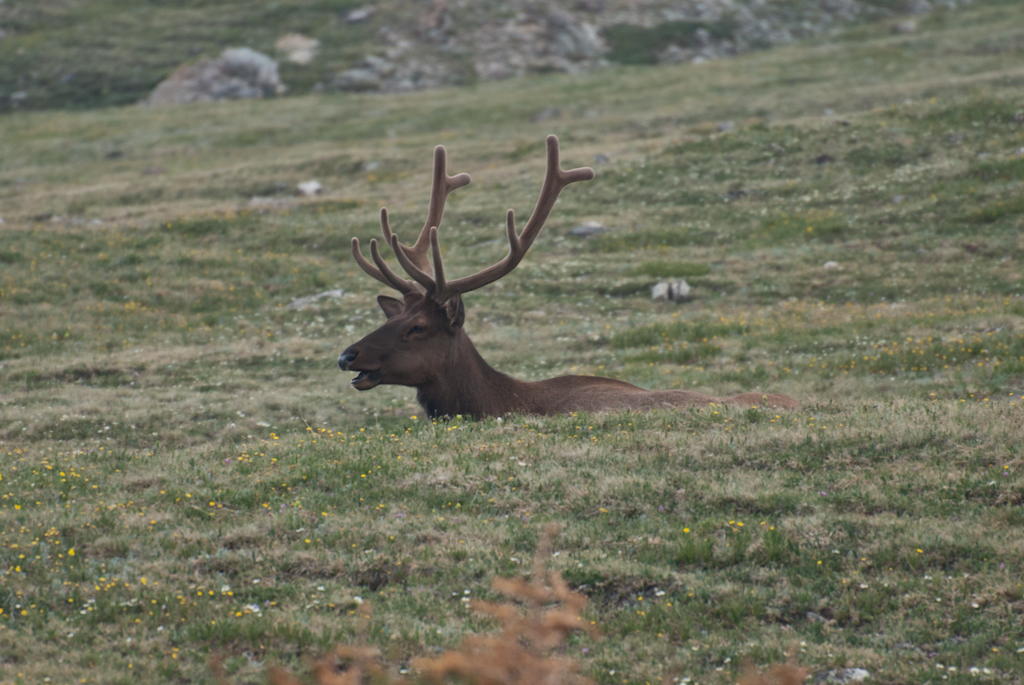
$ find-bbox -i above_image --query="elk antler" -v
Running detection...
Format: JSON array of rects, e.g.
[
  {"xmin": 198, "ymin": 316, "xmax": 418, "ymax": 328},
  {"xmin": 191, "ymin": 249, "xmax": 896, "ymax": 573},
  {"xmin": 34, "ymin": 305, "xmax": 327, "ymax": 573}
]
[
  {"xmin": 352, "ymin": 135, "xmax": 594, "ymax": 303},
  {"xmin": 351, "ymin": 144, "xmax": 471, "ymax": 294}
]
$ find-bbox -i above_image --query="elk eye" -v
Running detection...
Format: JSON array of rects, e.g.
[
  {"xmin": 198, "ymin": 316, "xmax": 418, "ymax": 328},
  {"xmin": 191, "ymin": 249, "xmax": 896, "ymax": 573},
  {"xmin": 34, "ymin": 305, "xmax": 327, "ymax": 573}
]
[{"xmin": 408, "ymin": 325, "xmax": 427, "ymax": 335}]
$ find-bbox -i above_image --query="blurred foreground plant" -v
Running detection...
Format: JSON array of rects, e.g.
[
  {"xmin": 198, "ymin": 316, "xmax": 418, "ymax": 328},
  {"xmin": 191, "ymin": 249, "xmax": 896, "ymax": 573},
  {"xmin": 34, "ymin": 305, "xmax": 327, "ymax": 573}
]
[{"xmin": 215, "ymin": 523, "xmax": 599, "ymax": 685}]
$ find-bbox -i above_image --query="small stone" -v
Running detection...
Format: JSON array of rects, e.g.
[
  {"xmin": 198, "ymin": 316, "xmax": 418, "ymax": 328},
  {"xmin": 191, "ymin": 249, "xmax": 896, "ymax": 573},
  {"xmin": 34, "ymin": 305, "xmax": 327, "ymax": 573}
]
[
  {"xmin": 815, "ymin": 153, "xmax": 835, "ymax": 164},
  {"xmin": 823, "ymin": 261, "xmax": 840, "ymax": 270},
  {"xmin": 894, "ymin": 20, "xmax": 917, "ymax": 34},
  {"xmin": 297, "ymin": 180, "xmax": 323, "ymax": 197},
  {"xmin": 569, "ymin": 221, "xmax": 608, "ymax": 238},
  {"xmin": 813, "ymin": 668, "xmax": 871, "ymax": 684},
  {"xmin": 288, "ymin": 289, "xmax": 345, "ymax": 309},
  {"xmin": 652, "ymin": 279, "xmax": 691, "ymax": 303},
  {"xmin": 346, "ymin": 6, "xmax": 376, "ymax": 23},
  {"xmin": 718, "ymin": 121, "xmax": 735, "ymax": 133},
  {"xmin": 593, "ymin": 153, "xmax": 610, "ymax": 164},
  {"xmin": 333, "ymin": 68, "xmax": 382, "ymax": 92}
]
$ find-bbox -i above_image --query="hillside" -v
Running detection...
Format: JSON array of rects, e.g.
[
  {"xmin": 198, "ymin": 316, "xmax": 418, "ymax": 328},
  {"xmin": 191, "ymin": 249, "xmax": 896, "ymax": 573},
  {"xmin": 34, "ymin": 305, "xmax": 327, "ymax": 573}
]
[
  {"xmin": 0, "ymin": 0, "xmax": 970, "ymax": 112},
  {"xmin": 1, "ymin": 1, "xmax": 1023, "ymax": 683}
]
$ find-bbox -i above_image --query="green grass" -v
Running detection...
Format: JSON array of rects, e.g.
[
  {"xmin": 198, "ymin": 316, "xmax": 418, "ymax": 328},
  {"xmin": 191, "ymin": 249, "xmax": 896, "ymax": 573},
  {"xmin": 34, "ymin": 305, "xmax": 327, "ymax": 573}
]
[{"xmin": 2, "ymin": 1, "xmax": 1024, "ymax": 682}]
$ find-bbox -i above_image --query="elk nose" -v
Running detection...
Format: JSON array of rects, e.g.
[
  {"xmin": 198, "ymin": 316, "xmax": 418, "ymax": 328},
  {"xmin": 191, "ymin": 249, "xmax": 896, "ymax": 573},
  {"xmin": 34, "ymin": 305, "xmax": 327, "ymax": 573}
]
[{"xmin": 338, "ymin": 350, "xmax": 358, "ymax": 370}]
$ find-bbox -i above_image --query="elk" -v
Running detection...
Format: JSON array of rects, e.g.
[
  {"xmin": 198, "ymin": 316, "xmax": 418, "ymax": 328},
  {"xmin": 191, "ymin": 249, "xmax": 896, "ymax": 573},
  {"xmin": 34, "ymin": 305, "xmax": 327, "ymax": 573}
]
[{"xmin": 338, "ymin": 135, "xmax": 799, "ymax": 418}]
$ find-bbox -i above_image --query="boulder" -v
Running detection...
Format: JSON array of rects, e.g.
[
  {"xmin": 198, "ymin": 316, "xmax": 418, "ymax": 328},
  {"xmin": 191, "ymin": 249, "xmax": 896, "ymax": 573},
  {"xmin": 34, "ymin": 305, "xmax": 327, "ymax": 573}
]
[{"xmin": 146, "ymin": 48, "xmax": 284, "ymax": 106}]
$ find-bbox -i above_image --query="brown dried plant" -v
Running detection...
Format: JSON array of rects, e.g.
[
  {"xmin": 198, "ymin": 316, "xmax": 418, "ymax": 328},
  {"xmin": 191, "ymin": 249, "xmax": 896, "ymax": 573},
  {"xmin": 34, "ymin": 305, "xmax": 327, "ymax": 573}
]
[
  {"xmin": 413, "ymin": 523, "xmax": 599, "ymax": 685},
  {"xmin": 218, "ymin": 525, "xmax": 597, "ymax": 685}
]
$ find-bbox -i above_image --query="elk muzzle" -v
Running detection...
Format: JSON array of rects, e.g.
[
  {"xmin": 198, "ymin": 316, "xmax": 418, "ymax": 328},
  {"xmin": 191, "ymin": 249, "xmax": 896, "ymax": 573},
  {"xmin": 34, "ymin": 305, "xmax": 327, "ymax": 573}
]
[{"xmin": 337, "ymin": 348, "xmax": 382, "ymax": 390}]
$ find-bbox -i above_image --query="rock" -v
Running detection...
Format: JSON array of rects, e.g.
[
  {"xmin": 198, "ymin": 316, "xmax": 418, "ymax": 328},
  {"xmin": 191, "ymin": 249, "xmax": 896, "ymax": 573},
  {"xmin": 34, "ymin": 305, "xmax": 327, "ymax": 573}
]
[
  {"xmin": 287, "ymin": 289, "xmax": 345, "ymax": 310},
  {"xmin": 718, "ymin": 121, "xmax": 735, "ymax": 133},
  {"xmin": 361, "ymin": 55, "xmax": 396, "ymax": 78},
  {"xmin": 815, "ymin": 153, "xmax": 835, "ymax": 164},
  {"xmin": 332, "ymin": 55, "xmax": 407, "ymax": 92},
  {"xmin": 332, "ymin": 67, "xmax": 383, "ymax": 92},
  {"xmin": 345, "ymin": 6, "xmax": 376, "ymax": 23},
  {"xmin": 275, "ymin": 33, "xmax": 320, "ymax": 65},
  {"xmin": 651, "ymin": 279, "xmax": 691, "ymax": 303},
  {"xmin": 297, "ymin": 180, "xmax": 323, "ymax": 197},
  {"xmin": 593, "ymin": 153, "xmax": 610, "ymax": 164},
  {"xmin": 472, "ymin": 5, "xmax": 606, "ymax": 81},
  {"xmin": 823, "ymin": 261, "xmax": 840, "ymax": 270},
  {"xmin": 813, "ymin": 668, "xmax": 870, "ymax": 684},
  {"xmin": 145, "ymin": 48, "xmax": 284, "ymax": 106},
  {"xmin": 894, "ymin": 20, "xmax": 917, "ymax": 34},
  {"xmin": 569, "ymin": 221, "xmax": 608, "ymax": 238}
]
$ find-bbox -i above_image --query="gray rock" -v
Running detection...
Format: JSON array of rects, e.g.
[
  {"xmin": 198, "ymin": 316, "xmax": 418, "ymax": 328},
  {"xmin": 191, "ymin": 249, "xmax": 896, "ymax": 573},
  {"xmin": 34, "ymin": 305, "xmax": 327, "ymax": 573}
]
[
  {"xmin": 346, "ymin": 6, "xmax": 376, "ymax": 23},
  {"xmin": 651, "ymin": 279, "xmax": 691, "ymax": 303},
  {"xmin": 813, "ymin": 668, "xmax": 870, "ymax": 685},
  {"xmin": 569, "ymin": 221, "xmax": 608, "ymax": 238},
  {"xmin": 361, "ymin": 55, "xmax": 396, "ymax": 78},
  {"xmin": 333, "ymin": 68, "xmax": 383, "ymax": 92},
  {"xmin": 146, "ymin": 48, "xmax": 284, "ymax": 106}
]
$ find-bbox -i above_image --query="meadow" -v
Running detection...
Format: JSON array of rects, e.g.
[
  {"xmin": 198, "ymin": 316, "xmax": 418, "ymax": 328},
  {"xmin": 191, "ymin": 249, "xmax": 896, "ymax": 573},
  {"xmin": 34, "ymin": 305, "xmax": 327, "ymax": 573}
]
[{"xmin": 1, "ymin": 1, "xmax": 1024, "ymax": 683}]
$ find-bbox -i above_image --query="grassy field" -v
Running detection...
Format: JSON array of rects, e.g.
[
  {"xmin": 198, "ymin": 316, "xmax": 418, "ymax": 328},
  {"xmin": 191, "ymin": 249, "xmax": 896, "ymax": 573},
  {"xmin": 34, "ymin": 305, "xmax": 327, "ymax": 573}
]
[{"xmin": 2, "ymin": 1, "xmax": 1024, "ymax": 683}]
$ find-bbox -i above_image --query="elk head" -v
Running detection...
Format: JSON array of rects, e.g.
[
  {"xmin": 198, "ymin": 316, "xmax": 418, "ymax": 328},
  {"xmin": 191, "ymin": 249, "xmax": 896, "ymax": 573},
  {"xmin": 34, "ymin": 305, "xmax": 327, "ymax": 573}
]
[{"xmin": 338, "ymin": 135, "xmax": 595, "ymax": 394}]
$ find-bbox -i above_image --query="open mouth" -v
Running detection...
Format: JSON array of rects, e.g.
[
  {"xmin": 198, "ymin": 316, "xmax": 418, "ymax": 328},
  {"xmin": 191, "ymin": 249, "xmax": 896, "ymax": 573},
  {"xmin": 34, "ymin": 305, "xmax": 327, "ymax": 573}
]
[{"xmin": 351, "ymin": 369, "xmax": 382, "ymax": 390}]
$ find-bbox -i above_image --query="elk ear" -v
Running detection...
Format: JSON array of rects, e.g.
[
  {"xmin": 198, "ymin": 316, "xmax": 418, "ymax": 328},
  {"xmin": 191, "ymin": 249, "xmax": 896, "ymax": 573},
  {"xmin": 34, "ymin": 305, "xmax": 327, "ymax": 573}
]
[
  {"xmin": 377, "ymin": 295, "xmax": 405, "ymax": 319},
  {"xmin": 443, "ymin": 294, "xmax": 465, "ymax": 332}
]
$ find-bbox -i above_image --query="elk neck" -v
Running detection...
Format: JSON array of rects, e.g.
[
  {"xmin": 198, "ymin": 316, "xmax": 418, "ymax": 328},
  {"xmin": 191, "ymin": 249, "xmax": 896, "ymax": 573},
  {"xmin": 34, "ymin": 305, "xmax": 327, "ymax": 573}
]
[{"xmin": 415, "ymin": 329, "xmax": 535, "ymax": 419}]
